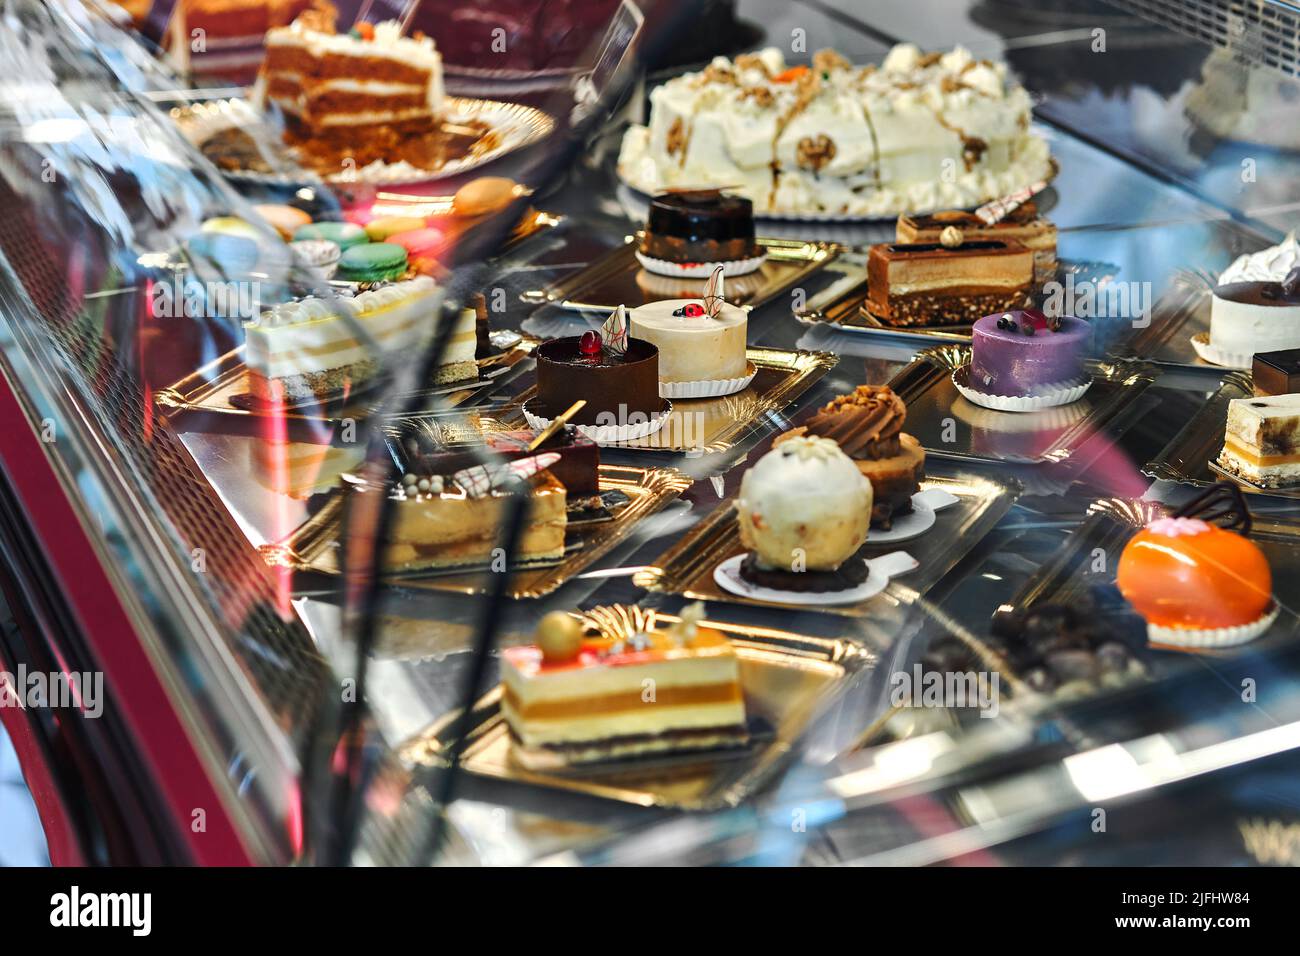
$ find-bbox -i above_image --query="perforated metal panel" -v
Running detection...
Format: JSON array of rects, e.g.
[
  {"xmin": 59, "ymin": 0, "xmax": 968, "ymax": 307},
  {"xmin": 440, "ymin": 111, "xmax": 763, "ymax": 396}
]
[
  {"xmin": 1103, "ymin": 0, "xmax": 1300, "ymax": 77},
  {"xmin": 0, "ymin": 180, "xmax": 329, "ymax": 749}
]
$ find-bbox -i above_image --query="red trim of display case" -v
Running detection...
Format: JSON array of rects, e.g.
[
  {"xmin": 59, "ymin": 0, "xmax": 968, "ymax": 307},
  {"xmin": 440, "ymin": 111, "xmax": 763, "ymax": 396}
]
[{"xmin": 0, "ymin": 373, "xmax": 254, "ymax": 866}]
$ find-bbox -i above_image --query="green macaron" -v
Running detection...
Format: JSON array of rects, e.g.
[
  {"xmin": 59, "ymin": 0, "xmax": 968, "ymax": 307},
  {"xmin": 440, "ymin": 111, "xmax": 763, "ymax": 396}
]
[
  {"xmin": 337, "ymin": 242, "xmax": 409, "ymax": 282},
  {"xmin": 292, "ymin": 221, "xmax": 369, "ymax": 250}
]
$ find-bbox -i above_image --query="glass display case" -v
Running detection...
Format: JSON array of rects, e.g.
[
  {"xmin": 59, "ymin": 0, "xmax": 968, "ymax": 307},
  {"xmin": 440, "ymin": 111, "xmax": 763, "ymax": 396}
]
[{"xmin": 1, "ymin": 0, "xmax": 1298, "ymax": 868}]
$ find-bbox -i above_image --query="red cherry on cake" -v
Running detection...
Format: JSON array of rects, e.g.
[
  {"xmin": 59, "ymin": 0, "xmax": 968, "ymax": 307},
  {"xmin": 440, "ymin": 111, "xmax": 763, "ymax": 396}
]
[{"xmin": 578, "ymin": 330, "xmax": 603, "ymax": 355}]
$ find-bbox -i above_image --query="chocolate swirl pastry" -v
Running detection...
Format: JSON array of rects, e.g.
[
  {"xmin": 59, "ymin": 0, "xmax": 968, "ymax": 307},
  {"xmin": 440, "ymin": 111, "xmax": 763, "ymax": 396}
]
[{"xmin": 802, "ymin": 385, "xmax": 907, "ymax": 459}]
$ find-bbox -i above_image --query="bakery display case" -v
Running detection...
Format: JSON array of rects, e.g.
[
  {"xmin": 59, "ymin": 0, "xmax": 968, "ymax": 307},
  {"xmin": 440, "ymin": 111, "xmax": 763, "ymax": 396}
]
[{"xmin": 2, "ymin": 0, "xmax": 1300, "ymax": 870}]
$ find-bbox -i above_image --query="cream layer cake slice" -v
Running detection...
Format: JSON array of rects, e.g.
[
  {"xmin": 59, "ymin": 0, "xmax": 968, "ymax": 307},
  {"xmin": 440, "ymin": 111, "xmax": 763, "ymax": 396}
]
[
  {"xmin": 501, "ymin": 608, "xmax": 747, "ymax": 769},
  {"xmin": 1218, "ymin": 393, "xmax": 1300, "ymax": 487},
  {"xmin": 244, "ymin": 277, "xmax": 476, "ymax": 403},
  {"xmin": 385, "ymin": 471, "xmax": 566, "ymax": 572}
]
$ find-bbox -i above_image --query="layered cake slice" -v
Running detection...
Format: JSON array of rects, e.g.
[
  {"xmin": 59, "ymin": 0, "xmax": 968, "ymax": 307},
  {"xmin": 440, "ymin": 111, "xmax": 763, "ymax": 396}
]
[
  {"xmin": 385, "ymin": 461, "xmax": 567, "ymax": 571},
  {"xmin": 501, "ymin": 606, "xmax": 747, "ymax": 768},
  {"xmin": 896, "ymin": 201, "xmax": 1057, "ymax": 282},
  {"xmin": 866, "ymin": 239, "xmax": 1034, "ymax": 327},
  {"xmin": 778, "ymin": 385, "xmax": 924, "ymax": 530},
  {"xmin": 258, "ymin": 10, "xmax": 444, "ymax": 166},
  {"xmin": 1218, "ymin": 393, "xmax": 1300, "ymax": 488},
  {"xmin": 244, "ymin": 277, "xmax": 477, "ymax": 403}
]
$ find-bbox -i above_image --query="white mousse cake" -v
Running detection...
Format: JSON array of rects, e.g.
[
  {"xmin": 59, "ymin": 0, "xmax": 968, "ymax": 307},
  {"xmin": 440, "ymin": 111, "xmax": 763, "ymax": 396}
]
[
  {"xmin": 1218, "ymin": 393, "xmax": 1300, "ymax": 487},
  {"xmin": 244, "ymin": 276, "xmax": 474, "ymax": 402},
  {"xmin": 500, "ymin": 607, "xmax": 747, "ymax": 768},
  {"xmin": 1210, "ymin": 233, "xmax": 1300, "ymax": 360},
  {"xmin": 629, "ymin": 298, "xmax": 748, "ymax": 384},
  {"xmin": 618, "ymin": 44, "xmax": 1052, "ymax": 217}
]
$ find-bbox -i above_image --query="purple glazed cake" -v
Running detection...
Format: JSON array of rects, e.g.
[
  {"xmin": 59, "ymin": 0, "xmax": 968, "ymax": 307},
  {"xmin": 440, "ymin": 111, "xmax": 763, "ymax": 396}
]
[{"xmin": 968, "ymin": 310, "xmax": 1091, "ymax": 397}]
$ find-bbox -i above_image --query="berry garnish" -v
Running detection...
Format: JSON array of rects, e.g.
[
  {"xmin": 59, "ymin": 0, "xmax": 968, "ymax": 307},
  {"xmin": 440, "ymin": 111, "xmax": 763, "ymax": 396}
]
[
  {"xmin": 356, "ymin": 21, "xmax": 375, "ymax": 40},
  {"xmin": 578, "ymin": 330, "xmax": 603, "ymax": 355}
]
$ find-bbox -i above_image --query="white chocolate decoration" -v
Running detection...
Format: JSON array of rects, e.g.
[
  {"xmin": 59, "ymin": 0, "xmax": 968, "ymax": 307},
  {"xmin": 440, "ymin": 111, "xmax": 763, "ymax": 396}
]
[
  {"xmin": 735, "ymin": 436, "xmax": 872, "ymax": 571},
  {"xmin": 629, "ymin": 298, "xmax": 748, "ymax": 383}
]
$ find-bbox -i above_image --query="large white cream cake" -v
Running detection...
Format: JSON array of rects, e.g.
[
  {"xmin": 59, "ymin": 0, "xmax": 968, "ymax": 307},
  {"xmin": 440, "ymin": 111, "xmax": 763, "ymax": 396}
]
[
  {"xmin": 618, "ymin": 44, "xmax": 1053, "ymax": 217},
  {"xmin": 629, "ymin": 298, "xmax": 748, "ymax": 384}
]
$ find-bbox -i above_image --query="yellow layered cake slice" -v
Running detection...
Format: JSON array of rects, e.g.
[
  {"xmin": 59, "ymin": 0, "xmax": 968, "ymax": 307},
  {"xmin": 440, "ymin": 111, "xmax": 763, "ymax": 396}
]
[
  {"xmin": 501, "ymin": 606, "xmax": 748, "ymax": 769},
  {"xmin": 243, "ymin": 276, "xmax": 476, "ymax": 403},
  {"xmin": 1218, "ymin": 393, "xmax": 1300, "ymax": 488},
  {"xmin": 385, "ymin": 470, "xmax": 567, "ymax": 572}
]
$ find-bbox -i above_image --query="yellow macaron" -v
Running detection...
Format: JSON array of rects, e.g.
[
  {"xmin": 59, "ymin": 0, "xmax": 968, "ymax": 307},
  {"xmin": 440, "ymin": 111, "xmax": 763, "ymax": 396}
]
[{"xmin": 364, "ymin": 216, "xmax": 427, "ymax": 242}]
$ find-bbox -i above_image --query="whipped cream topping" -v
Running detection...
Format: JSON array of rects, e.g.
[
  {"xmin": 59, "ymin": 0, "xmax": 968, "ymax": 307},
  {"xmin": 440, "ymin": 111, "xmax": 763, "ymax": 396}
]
[
  {"xmin": 250, "ymin": 275, "xmax": 435, "ymax": 328},
  {"xmin": 1219, "ymin": 231, "xmax": 1300, "ymax": 284},
  {"xmin": 1145, "ymin": 516, "xmax": 1212, "ymax": 538}
]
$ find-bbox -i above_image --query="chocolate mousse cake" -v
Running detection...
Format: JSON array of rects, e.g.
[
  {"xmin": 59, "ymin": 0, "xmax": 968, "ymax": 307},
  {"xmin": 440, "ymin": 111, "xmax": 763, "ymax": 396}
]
[
  {"xmin": 640, "ymin": 189, "xmax": 761, "ymax": 265},
  {"xmin": 865, "ymin": 239, "xmax": 1034, "ymax": 327},
  {"xmin": 896, "ymin": 201, "xmax": 1057, "ymax": 282},
  {"xmin": 1209, "ymin": 269, "xmax": 1300, "ymax": 361},
  {"xmin": 778, "ymin": 385, "xmax": 925, "ymax": 530},
  {"xmin": 534, "ymin": 332, "xmax": 661, "ymax": 428},
  {"xmin": 968, "ymin": 309, "xmax": 1091, "ymax": 397}
]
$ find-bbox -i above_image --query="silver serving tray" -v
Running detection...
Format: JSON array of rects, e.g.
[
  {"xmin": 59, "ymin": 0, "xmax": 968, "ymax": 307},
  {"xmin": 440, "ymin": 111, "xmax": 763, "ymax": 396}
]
[{"xmin": 890, "ymin": 344, "xmax": 1159, "ymax": 465}]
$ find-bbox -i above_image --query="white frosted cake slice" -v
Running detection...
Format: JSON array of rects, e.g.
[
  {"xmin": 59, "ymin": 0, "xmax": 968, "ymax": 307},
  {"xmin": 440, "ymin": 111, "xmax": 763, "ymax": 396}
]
[
  {"xmin": 243, "ymin": 276, "xmax": 475, "ymax": 403},
  {"xmin": 500, "ymin": 610, "xmax": 747, "ymax": 769},
  {"xmin": 1218, "ymin": 393, "xmax": 1300, "ymax": 487},
  {"xmin": 629, "ymin": 298, "xmax": 748, "ymax": 384}
]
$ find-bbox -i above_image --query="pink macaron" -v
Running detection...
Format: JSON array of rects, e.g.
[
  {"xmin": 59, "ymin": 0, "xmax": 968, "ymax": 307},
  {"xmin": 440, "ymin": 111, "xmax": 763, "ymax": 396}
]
[{"xmin": 388, "ymin": 227, "xmax": 449, "ymax": 274}]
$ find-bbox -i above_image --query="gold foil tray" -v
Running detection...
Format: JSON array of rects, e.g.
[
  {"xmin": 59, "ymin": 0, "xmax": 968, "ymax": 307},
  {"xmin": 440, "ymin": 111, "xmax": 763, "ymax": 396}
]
[
  {"xmin": 401, "ymin": 609, "xmax": 875, "ymax": 810},
  {"xmin": 156, "ymin": 336, "xmax": 538, "ymax": 427},
  {"xmin": 494, "ymin": 346, "xmax": 837, "ymax": 453},
  {"xmin": 634, "ymin": 472, "xmax": 1020, "ymax": 617},
  {"xmin": 519, "ymin": 235, "xmax": 840, "ymax": 314},
  {"xmin": 890, "ymin": 344, "xmax": 1159, "ymax": 465},
  {"xmin": 261, "ymin": 463, "xmax": 692, "ymax": 598}
]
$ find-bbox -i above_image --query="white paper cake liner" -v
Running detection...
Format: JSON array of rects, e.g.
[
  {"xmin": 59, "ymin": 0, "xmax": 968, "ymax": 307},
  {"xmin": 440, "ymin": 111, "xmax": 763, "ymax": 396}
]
[
  {"xmin": 952, "ymin": 364, "xmax": 1092, "ymax": 413},
  {"xmin": 522, "ymin": 398, "xmax": 672, "ymax": 446},
  {"xmin": 867, "ymin": 488, "xmax": 961, "ymax": 545},
  {"xmin": 1190, "ymin": 331, "xmax": 1252, "ymax": 370},
  {"xmin": 713, "ymin": 550, "xmax": 919, "ymax": 607},
  {"xmin": 1146, "ymin": 604, "xmax": 1278, "ymax": 649},
  {"xmin": 635, "ymin": 250, "xmax": 767, "ymax": 278},
  {"xmin": 659, "ymin": 361, "xmax": 758, "ymax": 398}
]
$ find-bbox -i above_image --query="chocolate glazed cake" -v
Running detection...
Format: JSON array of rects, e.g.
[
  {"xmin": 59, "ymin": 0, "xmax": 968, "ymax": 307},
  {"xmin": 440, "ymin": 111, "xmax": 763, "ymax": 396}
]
[
  {"xmin": 640, "ymin": 190, "xmax": 761, "ymax": 264},
  {"xmin": 534, "ymin": 336, "xmax": 661, "ymax": 426}
]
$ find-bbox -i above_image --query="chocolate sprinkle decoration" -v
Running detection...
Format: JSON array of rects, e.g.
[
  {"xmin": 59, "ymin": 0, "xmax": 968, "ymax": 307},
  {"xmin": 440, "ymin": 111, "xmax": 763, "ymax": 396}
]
[{"xmin": 1172, "ymin": 481, "xmax": 1252, "ymax": 535}]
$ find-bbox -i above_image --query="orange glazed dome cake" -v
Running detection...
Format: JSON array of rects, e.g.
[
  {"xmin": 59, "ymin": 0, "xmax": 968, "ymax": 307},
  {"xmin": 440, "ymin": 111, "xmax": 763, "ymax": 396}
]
[{"xmin": 1116, "ymin": 515, "xmax": 1275, "ymax": 647}]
